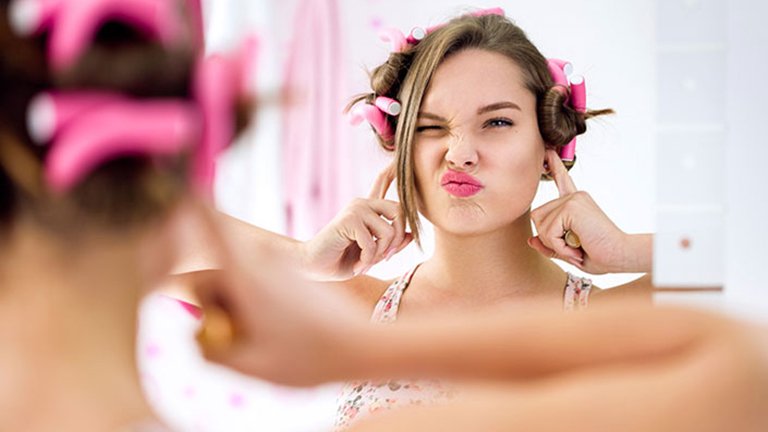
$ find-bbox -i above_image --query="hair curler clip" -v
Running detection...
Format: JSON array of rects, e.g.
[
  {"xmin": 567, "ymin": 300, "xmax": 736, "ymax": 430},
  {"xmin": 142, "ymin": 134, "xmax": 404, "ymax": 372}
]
[
  {"xmin": 349, "ymin": 103, "xmax": 394, "ymax": 142},
  {"xmin": 42, "ymin": 97, "xmax": 199, "ymax": 192},
  {"xmin": 9, "ymin": 0, "xmax": 187, "ymax": 71}
]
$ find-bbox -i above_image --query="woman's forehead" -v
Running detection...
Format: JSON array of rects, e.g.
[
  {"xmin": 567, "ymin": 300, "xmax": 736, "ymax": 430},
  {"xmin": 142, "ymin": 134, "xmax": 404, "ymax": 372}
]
[{"xmin": 420, "ymin": 49, "xmax": 534, "ymax": 114}]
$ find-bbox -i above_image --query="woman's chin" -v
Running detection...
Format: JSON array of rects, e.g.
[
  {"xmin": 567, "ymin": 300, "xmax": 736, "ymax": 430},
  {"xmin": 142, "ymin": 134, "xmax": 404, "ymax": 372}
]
[{"xmin": 431, "ymin": 206, "xmax": 489, "ymax": 234}]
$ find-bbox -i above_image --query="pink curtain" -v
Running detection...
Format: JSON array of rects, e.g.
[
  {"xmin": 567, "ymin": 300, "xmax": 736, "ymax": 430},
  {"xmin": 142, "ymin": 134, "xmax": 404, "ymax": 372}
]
[{"xmin": 281, "ymin": 0, "xmax": 353, "ymax": 239}]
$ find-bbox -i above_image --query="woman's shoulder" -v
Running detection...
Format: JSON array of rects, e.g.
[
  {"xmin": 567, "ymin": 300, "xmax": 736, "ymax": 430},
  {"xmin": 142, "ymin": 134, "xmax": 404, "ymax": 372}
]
[
  {"xmin": 326, "ymin": 274, "xmax": 399, "ymax": 311},
  {"xmin": 588, "ymin": 274, "xmax": 654, "ymax": 305}
]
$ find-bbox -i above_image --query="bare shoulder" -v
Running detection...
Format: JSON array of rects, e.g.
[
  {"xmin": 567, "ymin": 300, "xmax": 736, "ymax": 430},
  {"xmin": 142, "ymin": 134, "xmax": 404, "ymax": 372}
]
[
  {"xmin": 589, "ymin": 274, "xmax": 654, "ymax": 305},
  {"xmin": 324, "ymin": 275, "xmax": 395, "ymax": 311}
]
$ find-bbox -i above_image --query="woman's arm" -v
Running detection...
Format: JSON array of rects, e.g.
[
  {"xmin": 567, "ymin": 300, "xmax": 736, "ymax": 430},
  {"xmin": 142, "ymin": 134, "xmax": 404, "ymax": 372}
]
[
  {"xmin": 342, "ymin": 304, "xmax": 722, "ymax": 383},
  {"xmin": 170, "ymin": 205, "xmax": 304, "ymax": 275},
  {"xmin": 350, "ymin": 317, "xmax": 768, "ymax": 432}
]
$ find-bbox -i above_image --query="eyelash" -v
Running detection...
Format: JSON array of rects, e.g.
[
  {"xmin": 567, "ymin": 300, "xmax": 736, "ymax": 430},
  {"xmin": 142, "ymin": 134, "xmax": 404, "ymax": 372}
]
[
  {"xmin": 484, "ymin": 118, "xmax": 514, "ymax": 128},
  {"xmin": 416, "ymin": 125, "xmax": 444, "ymax": 133},
  {"xmin": 416, "ymin": 118, "xmax": 514, "ymax": 133}
]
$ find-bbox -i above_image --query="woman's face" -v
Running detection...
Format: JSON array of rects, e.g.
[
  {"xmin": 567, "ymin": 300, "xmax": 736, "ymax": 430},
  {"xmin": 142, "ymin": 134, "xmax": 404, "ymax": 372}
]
[{"xmin": 413, "ymin": 48, "xmax": 546, "ymax": 235}]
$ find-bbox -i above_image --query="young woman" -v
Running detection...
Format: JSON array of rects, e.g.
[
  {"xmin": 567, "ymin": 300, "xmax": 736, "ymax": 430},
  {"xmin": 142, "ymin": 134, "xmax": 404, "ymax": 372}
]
[
  {"xmin": 0, "ymin": 0, "xmax": 250, "ymax": 429},
  {"xmin": 173, "ymin": 8, "xmax": 654, "ymax": 428}
]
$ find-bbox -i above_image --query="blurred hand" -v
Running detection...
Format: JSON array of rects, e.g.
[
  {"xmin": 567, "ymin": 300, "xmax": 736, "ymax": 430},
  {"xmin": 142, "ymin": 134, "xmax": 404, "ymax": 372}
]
[
  {"xmin": 529, "ymin": 150, "xmax": 649, "ymax": 274},
  {"xmin": 188, "ymin": 200, "xmax": 368, "ymax": 386},
  {"xmin": 301, "ymin": 161, "xmax": 412, "ymax": 280}
]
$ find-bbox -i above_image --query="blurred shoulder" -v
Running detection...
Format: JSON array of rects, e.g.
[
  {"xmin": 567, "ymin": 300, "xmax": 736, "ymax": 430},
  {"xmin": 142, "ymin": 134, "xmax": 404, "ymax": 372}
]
[
  {"xmin": 326, "ymin": 275, "xmax": 397, "ymax": 312},
  {"xmin": 589, "ymin": 274, "xmax": 654, "ymax": 305}
]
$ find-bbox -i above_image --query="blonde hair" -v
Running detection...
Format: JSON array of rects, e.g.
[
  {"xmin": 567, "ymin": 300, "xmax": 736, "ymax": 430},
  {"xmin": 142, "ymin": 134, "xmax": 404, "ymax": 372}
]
[{"xmin": 350, "ymin": 13, "xmax": 612, "ymax": 244}]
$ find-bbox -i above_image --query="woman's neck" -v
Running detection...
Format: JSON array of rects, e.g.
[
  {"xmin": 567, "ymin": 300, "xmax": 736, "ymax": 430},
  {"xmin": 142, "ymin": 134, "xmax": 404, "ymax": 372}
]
[
  {"xmin": 0, "ymin": 222, "xmax": 160, "ymax": 431},
  {"xmin": 419, "ymin": 212, "xmax": 566, "ymax": 303}
]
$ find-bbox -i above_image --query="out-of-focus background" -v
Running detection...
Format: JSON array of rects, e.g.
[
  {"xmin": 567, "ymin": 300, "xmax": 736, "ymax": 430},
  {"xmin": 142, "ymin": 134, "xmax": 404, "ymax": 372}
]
[{"xmin": 138, "ymin": 1, "xmax": 768, "ymax": 430}]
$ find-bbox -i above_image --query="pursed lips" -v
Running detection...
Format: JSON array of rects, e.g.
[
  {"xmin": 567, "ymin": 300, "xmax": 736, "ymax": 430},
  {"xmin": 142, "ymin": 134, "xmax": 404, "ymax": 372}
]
[{"xmin": 440, "ymin": 170, "xmax": 484, "ymax": 197}]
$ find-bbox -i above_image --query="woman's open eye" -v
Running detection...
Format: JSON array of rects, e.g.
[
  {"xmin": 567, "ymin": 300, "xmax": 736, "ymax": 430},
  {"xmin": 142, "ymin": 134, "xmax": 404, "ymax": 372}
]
[{"xmin": 483, "ymin": 118, "xmax": 514, "ymax": 129}]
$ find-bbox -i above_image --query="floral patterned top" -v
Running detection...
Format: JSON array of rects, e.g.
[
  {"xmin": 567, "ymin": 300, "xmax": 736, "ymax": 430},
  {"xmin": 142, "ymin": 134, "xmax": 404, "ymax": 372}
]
[{"xmin": 333, "ymin": 265, "xmax": 593, "ymax": 430}]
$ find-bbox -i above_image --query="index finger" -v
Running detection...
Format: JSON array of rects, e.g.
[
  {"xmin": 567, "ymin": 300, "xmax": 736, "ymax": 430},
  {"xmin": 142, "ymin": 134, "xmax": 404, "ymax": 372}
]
[
  {"xmin": 368, "ymin": 160, "xmax": 397, "ymax": 200},
  {"xmin": 546, "ymin": 149, "xmax": 577, "ymax": 196}
]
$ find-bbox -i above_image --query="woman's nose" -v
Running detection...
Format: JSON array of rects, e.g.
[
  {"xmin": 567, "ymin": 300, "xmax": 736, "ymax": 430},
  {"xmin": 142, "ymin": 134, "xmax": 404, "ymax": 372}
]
[{"xmin": 444, "ymin": 135, "xmax": 478, "ymax": 169}]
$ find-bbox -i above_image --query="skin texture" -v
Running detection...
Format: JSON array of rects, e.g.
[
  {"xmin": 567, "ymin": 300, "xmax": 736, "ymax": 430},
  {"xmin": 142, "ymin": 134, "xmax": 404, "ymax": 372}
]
[{"xmin": 0, "ymin": 206, "xmax": 182, "ymax": 431}]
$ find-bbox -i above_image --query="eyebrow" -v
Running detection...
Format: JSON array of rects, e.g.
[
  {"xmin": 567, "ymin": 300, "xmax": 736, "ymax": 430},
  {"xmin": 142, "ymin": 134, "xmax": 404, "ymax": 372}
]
[
  {"xmin": 417, "ymin": 112, "xmax": 447, "ymax": 121},
  {"xmin": 477, "ymin": 101, "xmax": 522, "ymax": 115},
  {"xmin": 418, "ymin": 102, "xmax": 522, "ymax": 121}
]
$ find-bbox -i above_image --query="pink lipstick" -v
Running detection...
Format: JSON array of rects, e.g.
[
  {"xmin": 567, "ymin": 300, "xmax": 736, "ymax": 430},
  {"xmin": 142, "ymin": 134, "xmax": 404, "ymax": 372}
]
[{"xmin": 441, "ymin": 170, "xmax": 484, "ymax": 198}]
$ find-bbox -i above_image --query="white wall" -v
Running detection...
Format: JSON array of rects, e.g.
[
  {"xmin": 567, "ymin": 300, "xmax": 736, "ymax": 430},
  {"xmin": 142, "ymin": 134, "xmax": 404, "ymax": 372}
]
[{"xmin": 723, "ymin": 0, "xmax": 768, "ymax": 321}]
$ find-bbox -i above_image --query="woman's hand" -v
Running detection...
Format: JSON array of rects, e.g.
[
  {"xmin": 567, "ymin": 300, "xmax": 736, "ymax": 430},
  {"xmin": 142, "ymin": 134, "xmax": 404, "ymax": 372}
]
[
  {"xmin": 301, "ymin": 162, "xmax": 413, "ymax": 280},
  {"xmin": 529, "ymin": 150, "xmax": 651, "ymax": 274}
]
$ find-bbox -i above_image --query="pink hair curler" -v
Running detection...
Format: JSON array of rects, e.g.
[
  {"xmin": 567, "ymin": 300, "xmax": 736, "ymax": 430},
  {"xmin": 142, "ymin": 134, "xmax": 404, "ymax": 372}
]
[
  {"xmin": 27, "ymin": 91, "xmax": 124, "ymax": 144},
  {"xmin": 378, "ymin": 27, "xmax": 408, "ymax": 53},
  {"xmin": 44, "ymin": 99, "xmax": 200, "ymax": 192},
  {"xmin": 192, "ymin": 36, "xmax": 260, "ymax": 196},
  {"xmin": 184, "ymin": 0, "xmax": 205, "ymax": 50},
  {"xmin": 547, "ymin": 59, "xmax": 569, "ymax": 88},
  {"xmin": 568, "ymin": 74, "xmax": 586, "ymax": 113},
  {"xmin": 374, "ymin": 96, "xmax": 401, "ymax": 116},
  {"xmin": 406, "ymin": 26, "xmax": 427, "ymax": 44},
  {"xmin": 349, "ymin": 103, "xmax": 394, "ymax": 141},
  {"xmin": 470, "ymin": 7, "xmax": 505, "ymax": 17},
  {"xmin": 546, "ymin": 59, "xmax": 587, "ymax": 163},
  {"xmin": 8, "ymin": 0, "xmax": 62, "ymax": 35},
  {"xmin": 559, "ymin": 139, "xmax": 576, "ymax": 162},
  {"xmin": 10, "ymin": 0, "xmax": 186, "ymax": 71},
  {"xmin": 548, "ymin": 58, "xmax": 574, "ymax": 77},
  {"xmin": 193, "ymin": 54, "xmax": 236, "ymax": 195}
]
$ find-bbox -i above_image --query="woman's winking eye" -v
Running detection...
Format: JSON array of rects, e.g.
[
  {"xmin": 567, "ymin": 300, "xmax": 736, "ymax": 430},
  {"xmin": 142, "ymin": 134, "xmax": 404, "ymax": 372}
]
[{"xmin": 416, "ymin": 124, "xmax": 447, "ymax": 134}]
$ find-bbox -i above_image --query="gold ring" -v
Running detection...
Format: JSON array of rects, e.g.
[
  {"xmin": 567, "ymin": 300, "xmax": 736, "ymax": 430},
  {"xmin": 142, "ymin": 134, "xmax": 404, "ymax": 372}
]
[
  {"xmin": 196, "ymin": 306, "xmax": 235, "ymax": 352},
  {"xmin": 563, "ymin": 229, "xmax": 582, "ymax": 249}
]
